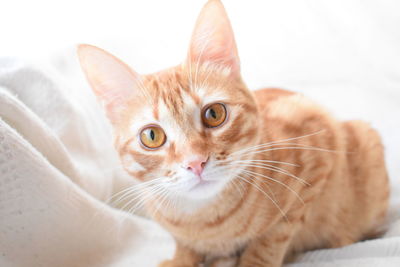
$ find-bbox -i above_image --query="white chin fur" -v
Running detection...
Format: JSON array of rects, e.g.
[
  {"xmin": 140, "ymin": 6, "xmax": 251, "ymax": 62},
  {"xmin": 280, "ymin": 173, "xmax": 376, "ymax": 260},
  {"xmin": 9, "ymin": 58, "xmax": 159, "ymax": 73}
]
[{"xmin": 167, "ymin": 177, "xmax": 230, "ymax": 214}]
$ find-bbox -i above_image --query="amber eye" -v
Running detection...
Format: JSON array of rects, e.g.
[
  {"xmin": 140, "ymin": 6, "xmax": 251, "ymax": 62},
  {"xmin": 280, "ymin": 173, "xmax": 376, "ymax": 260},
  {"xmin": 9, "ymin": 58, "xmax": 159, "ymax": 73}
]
[
  {"xmin": 140, "ymin": 126, "xmax": 166, "ymax": 149},
  {"xmin": 202, "ymin": 103, "xmax": 227, "ymax": 128}
]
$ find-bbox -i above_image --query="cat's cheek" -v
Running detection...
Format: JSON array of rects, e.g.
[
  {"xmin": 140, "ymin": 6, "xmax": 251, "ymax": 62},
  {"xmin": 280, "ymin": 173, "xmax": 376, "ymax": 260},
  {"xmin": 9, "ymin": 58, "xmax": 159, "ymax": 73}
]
[{"xmin": 121, "ymin": 154, "xmax": 146, "ymax": 172}]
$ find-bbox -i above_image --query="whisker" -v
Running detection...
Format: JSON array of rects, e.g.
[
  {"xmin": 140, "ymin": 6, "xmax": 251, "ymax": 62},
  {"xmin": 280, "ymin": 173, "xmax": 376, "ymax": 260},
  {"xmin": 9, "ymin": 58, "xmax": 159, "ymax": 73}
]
[
  {"xmin": 220, "ymin": 159, "xmax": 299, "ymax": 167},
  {"xmin": 230, "ymin": 179, "xmax": 244, "ymax": 199},
  {"xmin": 242, "ymin": 169, "xmax": 305, "ymax": 205},
  {"xmin": 109, "ymin": 178, "xmax": 165, "ymax": 206},
  {"xmin": 126, "ymin": 185, "xmax": 166, "ymax": 214},
  {"xmin": 120, "ymin": 179, "xmax": 168, "ymax": 212},
  {"xmin": 152, "ymin": 188, "xmax": 172, "ymax": 216},
  {"xmin": 235, "ymin": 175, "xmax": 289, "ymax": 223},
  {"xmin": 121, "ymin": 185, "xmax": 159, "ymax": 212},
  {"xmin": 242, "ymin": 172, "xmax": 278, "ymax": 204},
  {"xmin": 238, "ymin": 146, "xmax": 343, "ymax": 158},
  {"xmin": 230, "ymin": 130, "xmax": 326, "ymax": 156},
  {"xmin": 228, "ymin": 162, "xmax": 309, "ymax": 186},
  {"xmin": 231, "ymin": 142, "xmax": 323, "ymax": 155}
]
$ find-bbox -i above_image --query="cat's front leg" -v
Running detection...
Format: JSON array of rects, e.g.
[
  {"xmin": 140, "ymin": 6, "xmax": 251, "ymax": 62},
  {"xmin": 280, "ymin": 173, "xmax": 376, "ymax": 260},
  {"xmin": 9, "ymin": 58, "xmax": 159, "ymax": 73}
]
[
  {"xmin": 206, "ymin": 255, "xmax": 239, "ymax": 267},
  {"xmin": 238, "ymin": 226, "xmax": 294, "ymax": 267},
  {"xmin": 159, "ymin": 242, "xmax": 203, "ymax": 267}
]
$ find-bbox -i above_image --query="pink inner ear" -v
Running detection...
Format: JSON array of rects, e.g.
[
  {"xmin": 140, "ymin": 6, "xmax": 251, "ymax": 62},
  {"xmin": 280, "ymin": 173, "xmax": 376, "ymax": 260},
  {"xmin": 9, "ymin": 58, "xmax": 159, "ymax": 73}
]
[
  {"xmin": 188, "ymin": 0, "xmax": 240, "ymax": 74},
  {"xmin": 77, "ymin": 44, "xmax": 142, "ymax": 123}
]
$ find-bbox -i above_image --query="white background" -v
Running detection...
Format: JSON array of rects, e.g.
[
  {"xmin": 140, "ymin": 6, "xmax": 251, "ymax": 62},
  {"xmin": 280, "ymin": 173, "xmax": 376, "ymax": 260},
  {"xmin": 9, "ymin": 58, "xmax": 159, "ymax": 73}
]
[{"xmin": 1, "ymin": 0, "xmax": 399, "ymax": 199}]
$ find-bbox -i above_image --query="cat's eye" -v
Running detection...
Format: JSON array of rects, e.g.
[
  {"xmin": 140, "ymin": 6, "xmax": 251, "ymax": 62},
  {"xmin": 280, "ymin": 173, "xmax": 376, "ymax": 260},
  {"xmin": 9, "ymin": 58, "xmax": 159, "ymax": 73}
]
[
  {"xmin": 140, "ymin": 126, "xmax": 166, "ymax": 149},
  {"xmin": 202, "ymin": 103, "xmax": 227, "ymax": 128}
]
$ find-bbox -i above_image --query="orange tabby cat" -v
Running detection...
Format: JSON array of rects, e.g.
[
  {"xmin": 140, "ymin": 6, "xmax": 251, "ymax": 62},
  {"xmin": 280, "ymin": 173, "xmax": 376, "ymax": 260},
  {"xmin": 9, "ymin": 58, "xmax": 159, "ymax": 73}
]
[{"xmin": 77, "ymin": 0, "xmax": 389, "ymax": 266}]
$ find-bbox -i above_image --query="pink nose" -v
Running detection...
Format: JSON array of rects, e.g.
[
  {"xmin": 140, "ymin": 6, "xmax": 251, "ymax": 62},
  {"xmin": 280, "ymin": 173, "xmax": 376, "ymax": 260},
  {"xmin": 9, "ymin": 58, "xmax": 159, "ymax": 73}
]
[{"xmin": 185, "ymin": 156, "xmax": 209, "ymax": 176}]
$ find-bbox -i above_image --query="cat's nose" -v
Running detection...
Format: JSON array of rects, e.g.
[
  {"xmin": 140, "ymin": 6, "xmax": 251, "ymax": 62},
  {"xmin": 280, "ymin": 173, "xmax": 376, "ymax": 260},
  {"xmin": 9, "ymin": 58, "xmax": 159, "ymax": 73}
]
[{"xmin": 185, "ymin": 156, "xmax": 209, "ymax": 176}]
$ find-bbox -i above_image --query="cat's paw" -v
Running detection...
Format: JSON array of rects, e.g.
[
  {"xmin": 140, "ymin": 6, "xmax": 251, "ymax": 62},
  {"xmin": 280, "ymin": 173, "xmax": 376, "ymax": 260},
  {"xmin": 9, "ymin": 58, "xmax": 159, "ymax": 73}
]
[
  {"xmin": 206, "ymin": 256, "xmax": 238, "ymax": 267},
  {"xmin": 158, "ymin": 260, "xmax": 179, "ymax": 267},
  {"xmin": 158, "ymin": 259, "xmax": 197, "ymax": 267}
]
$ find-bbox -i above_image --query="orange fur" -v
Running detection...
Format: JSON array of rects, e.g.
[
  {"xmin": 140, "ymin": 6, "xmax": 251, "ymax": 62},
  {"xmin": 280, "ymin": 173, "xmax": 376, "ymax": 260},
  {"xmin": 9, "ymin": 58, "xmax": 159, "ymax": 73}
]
[
  {"xmin": 153, "ymin": 80, "xmax": 389, "ymax": 267},
  {"xmin": 77, "ymin": 1, "xmax": 389, "ymax": 266}
]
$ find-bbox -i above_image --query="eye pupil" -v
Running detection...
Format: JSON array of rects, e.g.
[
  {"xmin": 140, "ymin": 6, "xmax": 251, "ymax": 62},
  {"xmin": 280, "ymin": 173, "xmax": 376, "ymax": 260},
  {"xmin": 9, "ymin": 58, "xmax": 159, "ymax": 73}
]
[
  {"xmin": 210, "ymin": 109, "xmax": 217, "ymax": 119},
  {"xmin": 150, "ymin": 130, "xmax": 155, "ymax": 140}
]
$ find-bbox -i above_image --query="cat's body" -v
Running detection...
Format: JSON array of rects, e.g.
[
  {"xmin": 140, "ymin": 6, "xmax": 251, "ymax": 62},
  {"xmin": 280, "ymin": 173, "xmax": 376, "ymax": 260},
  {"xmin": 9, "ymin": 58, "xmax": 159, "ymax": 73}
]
[
  {"xmin": 153, "ymin": 87, "xmax": 389, "ymax": 266},
  {"xmin": 78, "ymin": 0, "xmax": 389, "ymax": 266}
]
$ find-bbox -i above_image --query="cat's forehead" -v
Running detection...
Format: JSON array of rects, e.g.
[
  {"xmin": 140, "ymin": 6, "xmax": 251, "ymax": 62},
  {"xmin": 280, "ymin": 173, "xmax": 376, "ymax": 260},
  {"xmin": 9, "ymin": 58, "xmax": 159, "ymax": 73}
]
[
  {"xmin": 148, "ymin": 66, "xmax": 230, "ymax": 100},
  {"xmin": 141, "ymin": 68, "xmax": 230, "ymax": 120}
]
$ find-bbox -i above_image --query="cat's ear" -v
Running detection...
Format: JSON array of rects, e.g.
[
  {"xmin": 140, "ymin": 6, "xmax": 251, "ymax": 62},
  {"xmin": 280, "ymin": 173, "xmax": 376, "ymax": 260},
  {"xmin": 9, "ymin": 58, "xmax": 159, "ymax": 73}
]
[
  {"xmin": 188, "ymin": 0, "xmax": 240, "ymax": 75},
  {"xmin": 77, "ymin": 44, "xmax": 140, "ymax": 123}
]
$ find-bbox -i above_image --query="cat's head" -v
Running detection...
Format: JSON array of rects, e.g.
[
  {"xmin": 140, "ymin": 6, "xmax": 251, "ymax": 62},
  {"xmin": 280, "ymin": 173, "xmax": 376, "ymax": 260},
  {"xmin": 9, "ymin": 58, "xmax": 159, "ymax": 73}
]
[{"xmin": 78, "ymin": 0, "xmax": 259, "ymax": 206}]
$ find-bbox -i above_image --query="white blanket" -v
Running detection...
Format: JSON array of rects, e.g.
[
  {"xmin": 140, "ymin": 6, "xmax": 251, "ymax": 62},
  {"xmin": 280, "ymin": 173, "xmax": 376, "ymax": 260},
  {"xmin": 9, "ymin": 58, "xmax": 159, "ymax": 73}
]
[{"xmin": 0, "ymin": 51, "xmax": 399, "ymax": 267}]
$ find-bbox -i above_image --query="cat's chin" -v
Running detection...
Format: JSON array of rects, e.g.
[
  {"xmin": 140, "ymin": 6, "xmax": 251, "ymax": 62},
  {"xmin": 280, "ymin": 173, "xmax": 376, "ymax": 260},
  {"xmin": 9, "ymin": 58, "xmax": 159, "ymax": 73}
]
[
  {"xmin": 169, "ymin": 178, "xmax": 229, "ymax": 213},
  {"xmin": 179, "ymin": 180, "xmax": 220, "ymax": 199},
  {"xmin": 187, "ymin": 179, "xmax": 220, "ymax": 196}
]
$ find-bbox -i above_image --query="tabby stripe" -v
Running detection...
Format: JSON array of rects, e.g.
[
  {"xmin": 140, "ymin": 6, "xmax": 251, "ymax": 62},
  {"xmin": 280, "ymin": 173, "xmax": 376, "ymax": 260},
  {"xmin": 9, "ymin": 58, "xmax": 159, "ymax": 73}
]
[{"xmin": 205, "ymin": 179, "xmax": 252, "ymax": 228}]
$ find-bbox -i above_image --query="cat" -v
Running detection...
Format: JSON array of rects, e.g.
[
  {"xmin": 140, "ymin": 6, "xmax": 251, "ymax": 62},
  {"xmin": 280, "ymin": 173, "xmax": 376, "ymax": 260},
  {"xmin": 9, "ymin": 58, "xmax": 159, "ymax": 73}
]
[{"xmin": 77, "ymin": 0, "xmax": 389, "ymax": 266}]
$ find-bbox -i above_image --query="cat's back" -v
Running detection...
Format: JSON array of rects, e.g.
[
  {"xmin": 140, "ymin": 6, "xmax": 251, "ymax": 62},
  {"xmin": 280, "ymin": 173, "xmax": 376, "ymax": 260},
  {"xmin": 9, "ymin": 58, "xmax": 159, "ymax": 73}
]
[
  {"xmin": 253, "ymin": 87, "xmax": 389, "ymax": 249},
  {"xmin": 253, "ymin": 88, "xmax": 295, "ymax": 109},
  {"xmin": 253, "ymin": 88, "xmax": 333, "ymax": 133}
]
